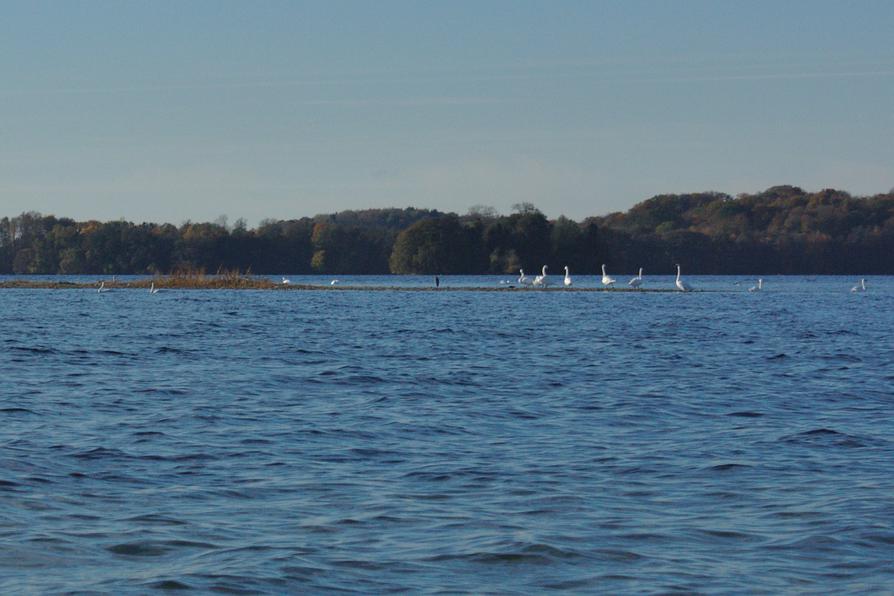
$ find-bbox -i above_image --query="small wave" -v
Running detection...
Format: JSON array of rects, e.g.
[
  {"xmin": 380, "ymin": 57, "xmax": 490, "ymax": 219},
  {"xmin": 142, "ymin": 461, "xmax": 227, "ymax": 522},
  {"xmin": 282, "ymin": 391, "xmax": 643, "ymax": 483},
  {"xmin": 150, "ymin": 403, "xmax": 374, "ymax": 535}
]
[
  {"xmin": 348, "ymin": 447, "xmax": 398, "ymax": 459},
  {"xmin": 0, "ymin": 407, "xmax": 37, "ymax": 414},
  {"xmin": 10, "ymin": 346, "xmax": 57, "ymax": 354},
  {"xmin": 345, "ymin": 374, "xmax": 388, "ymax": 384},
  {"xmin": 141, "ymin": 452, "xmax": 212, "ymax": 463},
  {"xmin": 427, "ymin": 543, "xmax": 583, "ymax": 565},
  {"xmin": 770, "ymin": 534, "xmax": 844, "ymax": 552},
  {"xmin": 329, "ymin": 559, "xmax": 388, "ymax": 570},
  {"xmin": 72, "ymin": 447, "xmax": 128, "ymax": 460},
  {"xmin": 164, "ymin": 540, "xmax": 218, "ymax": 549},
  {"xmin": 727, "ymin": 411, "xmax": 763, "ymax": 418},
  {"xmin": 780, "ymin": 428, "xmax": 867, "ymax": 448},
  {"xmin": 705, "ymin": 463, "xmax": 753, "ymax": 472},
  {"xmin": 144, "ymin": 579, "xmax": 194, "ymax": 590},
  {"xmin": 766, "ymin": 353, "xmax": 788, "ymax": 360},
  {"xmin": 107, "ymin": 540, "xmax": 217, "ymax": 557},
  {"xmin": 107, "ymin": 542, "xmax": 171, "ymax": 557},
  {"xmin": 863, "ymin": 533, "xmax": 894, "ymax": 545},
  {"xmin": 135, "ymin": 387, "xmax": 189, "ymax": 396},
  {"xmin": 821, "ymin": 353, "xmax": 862, "ymax": 363},
  {"xmin": 156, "ymin": 346, "xmax": 189, "ymax": 354},
  {"xmin": 26, "ymin": 475, "xmax": 53, "ymax": 484},
  {"xmin": 98, "ymin": 349, "xmax": 133, "ymax": 357},
  {"xmin": 542, "ymin": 577, "xmax": 601, "ymax": 590},
  {"xmin": 699, "ymin": 528, "xmax": 760, "ymax": 540},
  {"xmin": 402, "ymin": 470, "xmax": 452, "ymax": 482},
  {"xmin": 508, "ymin": 409, "xmax": 540, "ymax": 420},
  {"xmin": 592, "ymin": 548, "xmax": 644, "ymax": 562},
  {"xmin": 618, "ymin": 532, "xmax": 670, "ymax": 542},
  {"xmin": 803, "ymin": 428, "xmax": 842, "ymax": 436},
  {"xmin": 767, "ymin": 510, "xmax": 824, "ymax": 519},
  {"xmin": 122, "ymin": 514, "xmax": 187, "ymax": 526},
  {"xmin": 239, "ymin": 438, "xmax": 273, "ymax": 445}
]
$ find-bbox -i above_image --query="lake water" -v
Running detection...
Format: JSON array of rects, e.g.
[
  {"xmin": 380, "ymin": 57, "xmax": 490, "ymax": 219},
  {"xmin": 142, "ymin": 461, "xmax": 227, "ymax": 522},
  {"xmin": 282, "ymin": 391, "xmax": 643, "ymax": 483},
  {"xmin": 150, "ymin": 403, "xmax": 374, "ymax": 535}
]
[{"xmin": 2, "ymin": 276, "xmax": 893, "ymax": 593}]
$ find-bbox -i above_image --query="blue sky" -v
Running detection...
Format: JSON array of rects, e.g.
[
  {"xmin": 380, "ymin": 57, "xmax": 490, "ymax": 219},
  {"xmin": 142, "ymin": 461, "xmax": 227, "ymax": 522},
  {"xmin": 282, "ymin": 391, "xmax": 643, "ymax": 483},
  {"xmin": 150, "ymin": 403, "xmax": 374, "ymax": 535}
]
[{"xmin": 2, "ymin": 1, "xmax": 893, "ymax": 224}]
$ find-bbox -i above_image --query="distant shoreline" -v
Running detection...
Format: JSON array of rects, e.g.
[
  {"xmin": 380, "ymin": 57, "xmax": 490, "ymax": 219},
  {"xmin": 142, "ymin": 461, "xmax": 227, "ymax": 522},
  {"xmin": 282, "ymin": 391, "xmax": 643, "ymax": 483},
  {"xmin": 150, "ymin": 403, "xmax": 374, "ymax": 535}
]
[{"xmin": 4, "ymin": 187, "xmax": 894, "ymax": 276}]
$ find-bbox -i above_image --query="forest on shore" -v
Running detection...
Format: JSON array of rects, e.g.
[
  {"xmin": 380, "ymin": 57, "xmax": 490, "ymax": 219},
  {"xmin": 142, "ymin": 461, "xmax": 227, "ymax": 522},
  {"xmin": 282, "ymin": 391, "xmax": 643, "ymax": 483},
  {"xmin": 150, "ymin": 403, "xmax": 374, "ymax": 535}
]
[{"xmin": 2, "ymin": 185, "xmax": 893, "ymax": 275}]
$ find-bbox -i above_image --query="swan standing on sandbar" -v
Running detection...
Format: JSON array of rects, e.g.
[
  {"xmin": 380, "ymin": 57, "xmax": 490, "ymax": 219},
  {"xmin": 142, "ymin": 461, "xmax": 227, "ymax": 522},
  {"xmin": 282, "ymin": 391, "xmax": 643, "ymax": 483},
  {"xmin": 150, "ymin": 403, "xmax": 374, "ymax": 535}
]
[
  {"xmin": 851, "ymin": 279, "xmax": 867, "ymax": 292},
  {"xmin": 281, "ymin": 277, "xmax": 291, "ymax": 285},
  {"xmin": 518, "ymin": 269, "xmax": 532, "ymax": 286},
  {"xmin": 563, "ymin": 266, "xmax": 573, "ymax": 287},
  {"xmin": 149, "ymin": 282, "xmax": 160, "ymax": 294},
  {"xmin": 532, "ymin": 265, "xmax": 549, "ymax": 288},
  {"xmin": 330, "ymin": 279, "xmax": 339, "ymax": 286},
  {"xmin": 97, "ymin": 281, "xmax": 110, "ymax": 293},
  {"xmin": 628, "ymin": 268, "xmax": 643, "ymax": 289},
  {"xmin": 675, "ymin": 264, "xmax": 693, "ymax": 292},
  {"xmin": 749, "ymin": 278, "xmax": 763, "ymax": 292},
  {"xmin": 601, "ymin": 264, "xmax": 616, "ymax": 289}
]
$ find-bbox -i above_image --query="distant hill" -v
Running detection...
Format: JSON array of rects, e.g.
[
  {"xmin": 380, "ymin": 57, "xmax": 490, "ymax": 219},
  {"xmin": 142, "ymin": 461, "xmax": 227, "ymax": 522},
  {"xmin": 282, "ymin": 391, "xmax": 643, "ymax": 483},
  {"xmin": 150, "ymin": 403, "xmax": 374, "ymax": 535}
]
[{"xmin": 311, "ymin": 207, "xmax": 444, "ymax": 230}]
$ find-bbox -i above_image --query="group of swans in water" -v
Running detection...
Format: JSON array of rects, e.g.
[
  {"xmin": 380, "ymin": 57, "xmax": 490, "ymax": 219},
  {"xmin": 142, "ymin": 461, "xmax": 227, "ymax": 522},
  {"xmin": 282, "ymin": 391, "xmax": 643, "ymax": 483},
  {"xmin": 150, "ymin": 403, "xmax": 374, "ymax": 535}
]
[
  {"xmin": 515, "ymin": 267, "xmax": 869, "ymax": 293},
  {"xmin": 517, "ymin": 264, "xmax": 693, "ymax": 291}
]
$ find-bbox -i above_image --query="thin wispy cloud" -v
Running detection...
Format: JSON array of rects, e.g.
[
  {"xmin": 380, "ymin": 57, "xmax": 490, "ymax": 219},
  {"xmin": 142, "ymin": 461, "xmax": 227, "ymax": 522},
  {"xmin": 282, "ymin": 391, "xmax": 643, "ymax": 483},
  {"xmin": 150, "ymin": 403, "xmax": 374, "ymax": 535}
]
[
  {"xmin": 6, "ymin": 60, "xmax": 894, "ymax": 99},
  {"xmin": 298, "ymin": 97, "xmax": 512, "ymax": 107},
  {"xmin": 654, "ymin": 69, "xmax": 894, "ymax": 83}
]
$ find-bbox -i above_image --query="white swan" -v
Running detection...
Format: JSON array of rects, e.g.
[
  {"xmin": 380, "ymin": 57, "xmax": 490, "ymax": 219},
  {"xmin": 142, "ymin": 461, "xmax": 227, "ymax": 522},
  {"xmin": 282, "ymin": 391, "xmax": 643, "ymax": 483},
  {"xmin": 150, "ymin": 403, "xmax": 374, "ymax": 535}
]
[
  {"xmin": 149, "ymin": 282, "xmax": 160, "ymax": 294},
  {"xmin": 851, "ymin": 279, "xmax": 866, "ymax": 292},
  {"xmin": 563, "ymin": 266, "xmax": 573, "ymax": 287},
  {"xmin": 281, "ymin": 277, "xmax": 291, "ymax": 285},
  {"xmin": 532, "ymin": 265, "xmax": 549, "ymax": 288},
  {"xmin": 628, "ymin": 267, "xmax": 643, "ymax": 289},
  {"xmin": 601, "ymin": 264, "xmax": 616, "ymax": 288},
  {"xmin": 748, "ymin": 278, "xmax": 763, "ymax": 292},
  {"xmin": 97, "ymin": 281, "xmax": 110, "ymax": 293},
  {"xmin": 675, "ymin": 264, "xmax": 692, "ymax": 292},
  {"xmin": 330, "ymin": 279, "xmax": 339, "ymax": 286},
  {"xmin": 518, "ymin": 269, "xmax": 532, "ymax": 286}
]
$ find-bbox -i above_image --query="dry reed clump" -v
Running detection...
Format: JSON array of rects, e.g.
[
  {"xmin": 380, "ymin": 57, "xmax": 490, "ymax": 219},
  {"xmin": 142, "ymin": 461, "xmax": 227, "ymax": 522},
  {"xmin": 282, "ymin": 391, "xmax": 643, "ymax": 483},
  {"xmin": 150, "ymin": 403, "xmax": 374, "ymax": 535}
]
[
  {"xmin": 0, "ymin": 280, "xmax": 81, "ymax": 289},
  {"xmin": 0, "ymin": 268, "xmax": 277, "ymax": 290},
  {"xmin": 141, "ymin": 268, "xmax": 278, "ymax": 289}
]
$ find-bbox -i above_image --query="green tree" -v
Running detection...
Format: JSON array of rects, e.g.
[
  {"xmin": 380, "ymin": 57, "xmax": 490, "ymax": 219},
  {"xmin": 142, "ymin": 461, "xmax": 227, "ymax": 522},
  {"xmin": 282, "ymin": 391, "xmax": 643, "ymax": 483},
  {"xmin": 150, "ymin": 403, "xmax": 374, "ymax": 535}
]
[{"xmin": 390, "ymin": 216, "xmax": 481, "ymax": 274}]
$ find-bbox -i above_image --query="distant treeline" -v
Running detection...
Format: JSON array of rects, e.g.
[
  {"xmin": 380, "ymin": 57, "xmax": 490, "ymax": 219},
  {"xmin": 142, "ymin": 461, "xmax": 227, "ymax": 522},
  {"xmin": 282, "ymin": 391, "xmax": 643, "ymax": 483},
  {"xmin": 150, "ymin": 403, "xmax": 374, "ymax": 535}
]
[{"xmin": 2, "ymin": 186, "xmax": 893, "ymax": 275}]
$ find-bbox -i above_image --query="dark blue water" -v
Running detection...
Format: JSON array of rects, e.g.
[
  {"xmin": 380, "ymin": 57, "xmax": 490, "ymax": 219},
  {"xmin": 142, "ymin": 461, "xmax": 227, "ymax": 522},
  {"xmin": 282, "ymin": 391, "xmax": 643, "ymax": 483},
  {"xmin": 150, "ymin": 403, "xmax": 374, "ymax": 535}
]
[{"xmin": 2, "ymin": 277, "xmax": 893, "ymax": 593}]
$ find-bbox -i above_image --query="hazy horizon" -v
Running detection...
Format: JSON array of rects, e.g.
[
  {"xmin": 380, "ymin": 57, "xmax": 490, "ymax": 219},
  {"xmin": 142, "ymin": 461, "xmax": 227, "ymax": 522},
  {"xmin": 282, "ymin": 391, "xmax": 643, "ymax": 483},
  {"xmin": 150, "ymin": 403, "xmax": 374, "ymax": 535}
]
[{"xmin": 3, "ymin": 1, "xmax": 893, "ymax": 226}]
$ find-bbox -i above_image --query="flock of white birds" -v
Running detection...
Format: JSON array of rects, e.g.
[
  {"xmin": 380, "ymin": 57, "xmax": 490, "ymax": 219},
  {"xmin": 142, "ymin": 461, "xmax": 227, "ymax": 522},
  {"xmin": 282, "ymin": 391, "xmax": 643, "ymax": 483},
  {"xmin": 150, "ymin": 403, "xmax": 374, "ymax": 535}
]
[
  {"xmin": 512, "ymin": 265, "xmax": 870, "ymax": 293},
  {"xmin": 515, "ymin": 264, "xmax": 695, "ymax": 292}
]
